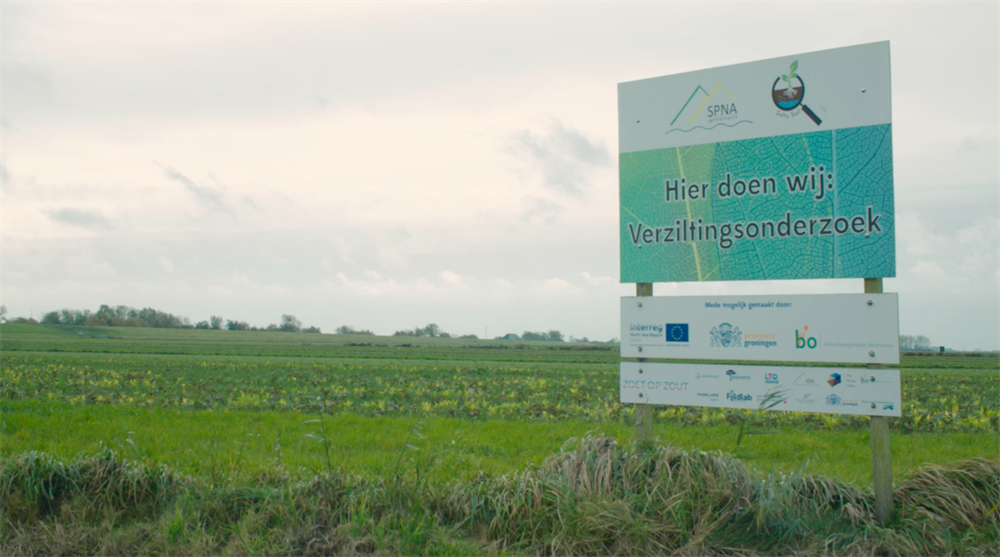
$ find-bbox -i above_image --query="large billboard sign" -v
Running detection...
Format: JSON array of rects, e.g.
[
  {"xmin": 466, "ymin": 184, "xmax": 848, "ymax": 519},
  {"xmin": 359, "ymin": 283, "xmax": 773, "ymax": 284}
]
[
  {"xmin": 620, "ymin": 293, "xmax": 900, "ymax": 364},
  {"xmin": 620, "ymin": 362, "xmax": 902, "ymax": 417},
  {"xmin": 619, "ymin": 42, "xmax": 894, "ymax": 283}
]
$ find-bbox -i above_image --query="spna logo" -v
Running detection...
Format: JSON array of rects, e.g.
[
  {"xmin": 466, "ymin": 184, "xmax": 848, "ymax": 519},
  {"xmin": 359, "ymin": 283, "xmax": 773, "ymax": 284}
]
[
  {"xmin": 883, "ymin": 404, "xmax": 894, "ymax": 411},
  {"xmin": 796, "ymin": 325, "xmax": 818, "ymax": 349},
  {"xmin": 668, "ymin": 82, "xmax": 747, "ymax": 133},
  {"xmin": 765, "ymin": 372, "xmax": 779, "ymax": 384},
  {"xmin": 665, "ymin": 323, "xmax": 689, "ymax": 342}
]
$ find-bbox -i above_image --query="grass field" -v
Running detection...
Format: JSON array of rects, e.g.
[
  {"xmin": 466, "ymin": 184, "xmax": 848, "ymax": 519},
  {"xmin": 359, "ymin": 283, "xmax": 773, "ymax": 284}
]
[{"xmin": 2, "ymin": 323, "xmax": 998, "ymax": 555}]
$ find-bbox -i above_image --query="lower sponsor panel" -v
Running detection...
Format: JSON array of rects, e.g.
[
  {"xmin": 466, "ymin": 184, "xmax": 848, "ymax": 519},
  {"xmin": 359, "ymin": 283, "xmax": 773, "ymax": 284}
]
[{"xmin": 620, "ymin": 362, "xmax": 901, "ymax": 417}]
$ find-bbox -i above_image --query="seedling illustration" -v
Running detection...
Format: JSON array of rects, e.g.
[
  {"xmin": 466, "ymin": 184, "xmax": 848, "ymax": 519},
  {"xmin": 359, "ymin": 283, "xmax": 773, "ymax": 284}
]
[{"xmin": 780, "ymin": 60, "xmax": 799, "ymax": 99}]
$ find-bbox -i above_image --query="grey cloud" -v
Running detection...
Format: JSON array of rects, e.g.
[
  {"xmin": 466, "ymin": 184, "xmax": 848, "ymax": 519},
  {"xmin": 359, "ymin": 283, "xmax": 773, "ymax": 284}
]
[
  {"xmin": 521, "ymin": 196, "xmax": 562, "ymax": 224},
  {"xmin": 509, "ymin": 120, "xmax": 610, "ymax": 196},
  {"xmin": 161, "ymin": 165, "xmax": 232, "ymax": 213},
  {"xmin": 0, "ymin": 163, "xmax": 10, "ymax": 184},
  {"xmin": 46, "ymin": 207, "xmax": 115, "ymax": 230},
  {"xmin": 241, "ymin": 196, "xmax": 263, "ymax": 212}
]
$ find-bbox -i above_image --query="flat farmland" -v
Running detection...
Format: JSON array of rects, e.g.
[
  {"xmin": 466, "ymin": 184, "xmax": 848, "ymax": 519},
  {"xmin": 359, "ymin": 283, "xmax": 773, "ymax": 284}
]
[
  {"xmin": 1, "ymin": 323, "xmax": 997, "ymax": 555},
  {"xmin": 2, "ymin": 324, "xmax": 997, "ymax": 480}
]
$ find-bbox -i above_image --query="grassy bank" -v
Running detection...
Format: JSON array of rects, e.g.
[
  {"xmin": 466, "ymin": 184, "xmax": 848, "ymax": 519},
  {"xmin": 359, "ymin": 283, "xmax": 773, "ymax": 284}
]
[{"xmin": 3, "ymin": 437, "xmax": 997, "ymax": 556}]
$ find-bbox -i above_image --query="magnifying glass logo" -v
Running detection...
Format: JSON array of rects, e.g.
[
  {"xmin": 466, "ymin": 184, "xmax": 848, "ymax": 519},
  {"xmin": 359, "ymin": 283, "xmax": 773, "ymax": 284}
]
[{"xmin": 772, "ymin": 74, "xmax": 822, "ymax": 126}]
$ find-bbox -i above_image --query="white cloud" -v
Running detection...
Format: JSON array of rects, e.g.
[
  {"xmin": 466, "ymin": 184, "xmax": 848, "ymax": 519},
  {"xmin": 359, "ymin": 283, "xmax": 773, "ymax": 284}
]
[
  {"xmin": 159, "ymin": 257, "xmax": 177, "ymax": 275},
  {"xmin": 582, "ymin": 272, "xmax": 614, "ymax": 286},
  {"xmin": 440, "ymin": 270, "xmax": 470, "ymax": 288}
]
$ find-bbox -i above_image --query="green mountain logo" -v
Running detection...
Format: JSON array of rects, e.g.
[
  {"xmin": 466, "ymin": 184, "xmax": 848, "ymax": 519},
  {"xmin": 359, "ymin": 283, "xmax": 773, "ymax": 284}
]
[{"xmin": 670, "ymin": 83, "xmax": 742, "ymax": 128}]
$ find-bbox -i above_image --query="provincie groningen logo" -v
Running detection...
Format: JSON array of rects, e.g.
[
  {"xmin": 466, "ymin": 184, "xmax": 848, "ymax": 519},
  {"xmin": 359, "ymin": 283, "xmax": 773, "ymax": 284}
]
[{"xmin": 667, "ymin": 82, "xmax": 751, "ymax": 135}]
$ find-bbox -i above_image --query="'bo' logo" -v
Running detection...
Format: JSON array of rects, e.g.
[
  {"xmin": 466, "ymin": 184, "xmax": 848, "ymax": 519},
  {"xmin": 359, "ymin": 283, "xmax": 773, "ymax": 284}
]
[{"xmin": 795, "ymin": 326, "xmax": 818, "ymax": 349}]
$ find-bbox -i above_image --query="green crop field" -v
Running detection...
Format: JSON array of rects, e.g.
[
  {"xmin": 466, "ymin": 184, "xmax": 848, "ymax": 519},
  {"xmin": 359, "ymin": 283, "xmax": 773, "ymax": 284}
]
[{"xmin": 2, "ymin": 323, "xmax": 998, "ymax": 555}]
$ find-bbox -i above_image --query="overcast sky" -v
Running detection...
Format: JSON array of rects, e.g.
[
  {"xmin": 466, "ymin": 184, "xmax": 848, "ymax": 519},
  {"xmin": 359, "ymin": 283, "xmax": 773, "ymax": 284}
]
[{"xmin": 2, "ymin": 2, "xmax": 997, "ymax": 349}]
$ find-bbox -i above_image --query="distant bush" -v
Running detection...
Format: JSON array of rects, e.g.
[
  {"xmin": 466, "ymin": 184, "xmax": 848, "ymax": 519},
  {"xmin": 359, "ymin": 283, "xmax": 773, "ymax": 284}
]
[
  {"xmin": 521, "ymin": 330, "xmax": 564, "ymax": 342},
  {"xmin": 336, "ymin": 325, "xmax": 374, "ymax": 335},
  {"xmin": 394, "ymin": 323, "xmax": 444, "ymax": 337}
]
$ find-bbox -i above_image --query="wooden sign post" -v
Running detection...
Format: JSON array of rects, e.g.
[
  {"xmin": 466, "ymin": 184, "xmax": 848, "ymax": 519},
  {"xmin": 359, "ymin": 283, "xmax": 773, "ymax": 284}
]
[{"xmin": 866, "ymin": 277, "xmax": 893, "ymax": 525}]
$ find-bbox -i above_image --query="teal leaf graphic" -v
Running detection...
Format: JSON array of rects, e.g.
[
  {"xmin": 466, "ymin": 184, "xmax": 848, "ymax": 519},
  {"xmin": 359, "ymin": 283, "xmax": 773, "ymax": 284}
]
[
  {"xmin": 790, "ymin": 60, "xmax": 798, "ymax": 73},
  {"xmin": 782, "ymin": 74, "xmax": 789, "ymax": 83}
]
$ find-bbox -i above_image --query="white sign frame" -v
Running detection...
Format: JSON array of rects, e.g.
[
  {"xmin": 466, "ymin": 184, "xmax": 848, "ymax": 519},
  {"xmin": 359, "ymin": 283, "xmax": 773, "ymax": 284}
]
[{"xmin": 618, "ymin": 41, "xmax": 891, "ymax": 153}]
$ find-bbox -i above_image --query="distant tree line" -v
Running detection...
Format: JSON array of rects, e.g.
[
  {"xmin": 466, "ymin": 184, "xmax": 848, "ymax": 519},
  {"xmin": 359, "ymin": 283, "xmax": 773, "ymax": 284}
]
[
  {"xmin": 7, "ymin": 305, "xmax": 320, "ymax": 333},
  {"xmin": 38, "ymin": 305, "xmax": 193, "ymax": 328},
  {"xmin": 900, "ymin": 334, "xmax": 932, "ymax": 351},
  {"xmin": 224, "ymin": 314, "xmax": 318, "ymax": 333},
  {"xmin": 0, "ymin": 305, "xmax": 607, "ymax": 343}
]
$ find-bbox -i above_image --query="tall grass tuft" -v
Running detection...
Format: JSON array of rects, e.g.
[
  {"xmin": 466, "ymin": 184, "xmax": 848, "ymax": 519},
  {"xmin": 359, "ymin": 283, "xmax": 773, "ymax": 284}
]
[
  {"xmin": 895, "ymin": 457, "xmax": 1000, "ymax": 529},
  {"xmin": 0, "ymin": 449, "xmax": 185, "ymax": 523}
]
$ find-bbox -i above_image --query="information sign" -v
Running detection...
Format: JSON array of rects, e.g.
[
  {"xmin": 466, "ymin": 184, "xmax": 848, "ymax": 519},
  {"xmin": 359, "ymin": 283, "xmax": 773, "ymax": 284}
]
[
  {"xmin": 620, "ymin": 362, "xmax": 901, "ymax": 417},
  {"xmin": 620, "ymin": 293, "xmax": 899, "ymax": 364},
  {"xmin": 619, "ymin": 41, "xmax": 894, "ymax": 283}
]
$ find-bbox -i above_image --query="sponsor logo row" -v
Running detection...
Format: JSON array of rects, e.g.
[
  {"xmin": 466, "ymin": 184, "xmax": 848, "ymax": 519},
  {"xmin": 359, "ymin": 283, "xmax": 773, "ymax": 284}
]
[
  {"xmin": 626, "ymin": 371, "xmax": 889, "ymax": 389},
  {"xmin": 629, "ymin": 322, "xmax": 819, "ymax": 350}
]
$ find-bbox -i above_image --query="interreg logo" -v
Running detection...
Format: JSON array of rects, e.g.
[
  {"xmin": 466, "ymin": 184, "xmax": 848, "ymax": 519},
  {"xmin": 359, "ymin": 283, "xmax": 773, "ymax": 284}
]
[
  {"xmin": 630, "ymin": 324, "xmax": 664, "ymax": 334},
  {"xmin": 709, "ymin": 323, "xmax": 743, "ymax": 348},
  {"xmin": 796, "ymin": 325, "xmax": 818, "ymax": 349},
  {"xmin": 765, "ymin": 372, "xmax": 779, "ymax": 384},
  {"xmin": 827, "ymin": 373, "xmax": 842, "ymax": 387},
  {"xmin": 727, "ymin": 391, "xmax": 752, "ymax": 402},
  {"xmin": 665, "ymin": 323, "xmax": 689, "ymax": 342}
]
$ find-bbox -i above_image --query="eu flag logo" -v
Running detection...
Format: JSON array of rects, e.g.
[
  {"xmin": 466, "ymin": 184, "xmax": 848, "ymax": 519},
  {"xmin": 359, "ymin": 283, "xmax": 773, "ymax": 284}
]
[{"xmin": 665, "ymin": 323, "xmax": 689, "ymax": 342}]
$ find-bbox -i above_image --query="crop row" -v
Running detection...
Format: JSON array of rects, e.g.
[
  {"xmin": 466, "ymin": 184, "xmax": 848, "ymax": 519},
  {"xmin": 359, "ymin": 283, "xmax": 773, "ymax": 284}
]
[{"xmin": 1, "ymin": 353, "xmax": 997, "ymax": 433}]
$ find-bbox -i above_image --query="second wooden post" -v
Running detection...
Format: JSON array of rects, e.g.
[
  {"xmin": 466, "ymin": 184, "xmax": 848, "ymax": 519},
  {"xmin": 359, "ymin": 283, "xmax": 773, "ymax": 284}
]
[{"xmin": 635, "ymin": 282, "xmax": 654, "ymax": 442}]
